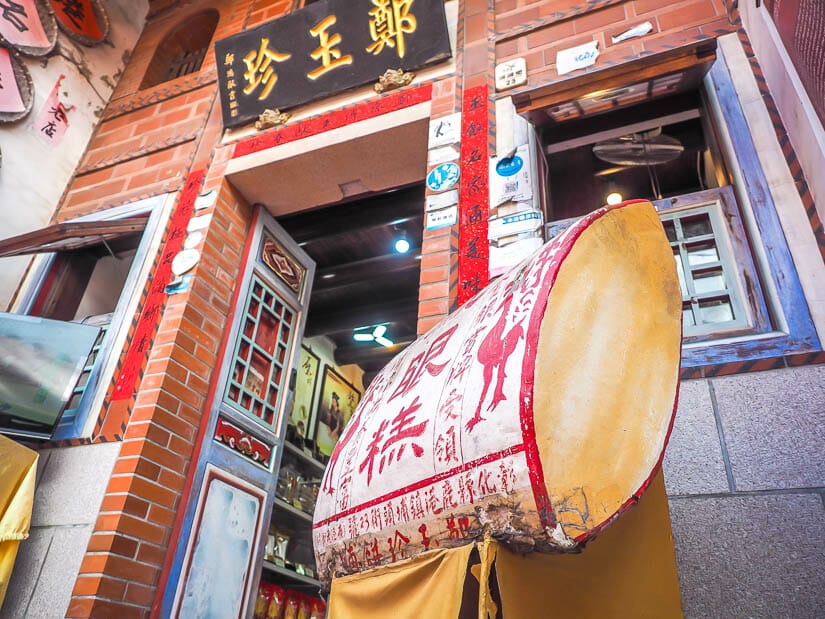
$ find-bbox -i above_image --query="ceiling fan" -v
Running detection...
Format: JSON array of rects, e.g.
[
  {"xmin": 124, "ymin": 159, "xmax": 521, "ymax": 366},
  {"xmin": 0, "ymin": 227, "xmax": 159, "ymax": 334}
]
[{"xmin": 592, "ymin": 128, "xmax": 684, "ymax": 166}]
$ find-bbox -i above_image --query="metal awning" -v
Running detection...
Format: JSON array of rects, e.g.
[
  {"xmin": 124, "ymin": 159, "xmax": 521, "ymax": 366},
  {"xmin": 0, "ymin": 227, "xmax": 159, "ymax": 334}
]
[{"xmin": 0, "ymin": 216, "xmax": 148, "ymax": 258}]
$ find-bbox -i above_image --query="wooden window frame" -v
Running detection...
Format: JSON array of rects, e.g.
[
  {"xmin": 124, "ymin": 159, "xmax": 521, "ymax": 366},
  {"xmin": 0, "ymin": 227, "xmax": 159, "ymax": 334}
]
[{"xmin": 655, "ymin": 186, "xmax": 771, "ymax": 342}]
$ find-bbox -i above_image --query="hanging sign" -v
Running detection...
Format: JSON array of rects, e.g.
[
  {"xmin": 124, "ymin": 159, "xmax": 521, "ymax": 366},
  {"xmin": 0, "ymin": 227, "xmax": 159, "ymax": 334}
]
[
  {"xmin": 48, "ymin": 0, "xmax": 108, "ymax": 45},
  {"xmin": 0, "ymin": 0, "xmax": 56, "ymax": 56},
  {"xmin": 0, "ymin": 47, "xmax": 25, "ymax": 114},
  {"xmin": 214, "ymin": 0, "xmax": 451, "ymax": 127}
]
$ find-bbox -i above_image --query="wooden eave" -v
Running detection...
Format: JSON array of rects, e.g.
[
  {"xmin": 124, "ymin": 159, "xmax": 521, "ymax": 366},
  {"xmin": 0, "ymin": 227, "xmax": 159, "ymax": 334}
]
[{"xmin": 512, "ymin": 39, "xmax": 718, "ymax": 122}]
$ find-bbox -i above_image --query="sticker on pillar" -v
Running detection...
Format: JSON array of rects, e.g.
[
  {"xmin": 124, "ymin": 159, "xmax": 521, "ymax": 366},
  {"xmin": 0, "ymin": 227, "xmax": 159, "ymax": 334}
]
[
  {"xmin": 166, "ymin": 274, "xmax": 193, "ymax": 295},
  {"xmin": 488, "ymin": 210, "xmax": 543, "ymax": 241},
  {"xmin": 426, "ymin": 162, "xmax": 460, "ymax": 193},
  {"xmin": 428, "ymin": 113, "xmax": 461, "ymax": 149},
  {"xmin": 428, "ymin": 145, "xmax": 460, "ymax": 165},
  {"xmin": 556, "ymin": 40, "xmax": 599, "ymax": 76},
  {"xmin": 172, "ymin": 249, "xmax": 200, "ymax": 276},
  {"xmin": 426, "ymin": 189, "xmax": 458, "ymax": 212},
  {"xmin": 495, "ymin": 58, "xmax": 527, "ymax": 91},
  {"xmin": 195, "ymin": 189, "xmax": 218, "ymax": 211},
  {"xmin": 425, "ymin": 205, "xmax": 458, "ymax": 231},
  {"xmin": 490, "ymin": 144, "xmax": 533, "ymax": 207}
]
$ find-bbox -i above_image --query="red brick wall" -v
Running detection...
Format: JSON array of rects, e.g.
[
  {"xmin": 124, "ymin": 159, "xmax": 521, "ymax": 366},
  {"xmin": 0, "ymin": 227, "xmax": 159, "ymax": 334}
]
[
  {"xmin": 495, "ymin": 0, "xmax": 733, "ymax": 87},
  {"xmin": 55, "ymin": 0, "xmax": 286, "ymax": 615}
]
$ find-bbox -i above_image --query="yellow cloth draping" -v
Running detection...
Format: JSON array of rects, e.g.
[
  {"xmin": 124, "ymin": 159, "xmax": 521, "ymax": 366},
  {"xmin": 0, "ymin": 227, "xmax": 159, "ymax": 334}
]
[
  {"xmin": 326, "ymin": 472, "xmax": 682, "ymax": 618},
  {"xmin": 328, "ymin": 542, "xmax": 475, "ymax": 619},
  {"xmin": 0, "ymin": 434, "xmax": 38, "ymax": 606}
]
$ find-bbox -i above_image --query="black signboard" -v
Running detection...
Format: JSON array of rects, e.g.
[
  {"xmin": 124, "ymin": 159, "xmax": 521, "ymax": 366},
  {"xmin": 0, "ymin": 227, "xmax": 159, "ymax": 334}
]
[{"xmin": 215, "ymin": 0, "xmax": 452, "ymax": 128}]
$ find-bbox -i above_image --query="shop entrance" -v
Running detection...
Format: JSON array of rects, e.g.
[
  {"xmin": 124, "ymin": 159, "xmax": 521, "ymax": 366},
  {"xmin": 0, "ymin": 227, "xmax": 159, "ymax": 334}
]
[{"xmin": 247, "ymin": 182, "xmax": 424, "ymax": 612}]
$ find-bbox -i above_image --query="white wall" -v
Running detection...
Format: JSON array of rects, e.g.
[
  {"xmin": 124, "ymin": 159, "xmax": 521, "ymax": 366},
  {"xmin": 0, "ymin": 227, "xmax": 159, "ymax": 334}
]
[
  {"xmin": 73, "ymin": 249, "xmax": 136, "ymax": 320},
  {"xmin": 0, "ymin": 0, "xmax": 149, "ymax": 311}
]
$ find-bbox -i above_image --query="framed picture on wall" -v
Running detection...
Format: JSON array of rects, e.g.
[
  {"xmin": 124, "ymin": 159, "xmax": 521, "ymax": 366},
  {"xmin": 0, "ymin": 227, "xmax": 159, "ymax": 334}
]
[
  {"xmin": 315, "ymin": 366, "xmax": 361, "ymax": 458},
  {"xmin": 288, "ymin": 345, "xmax": 320, "ymax": 442}
]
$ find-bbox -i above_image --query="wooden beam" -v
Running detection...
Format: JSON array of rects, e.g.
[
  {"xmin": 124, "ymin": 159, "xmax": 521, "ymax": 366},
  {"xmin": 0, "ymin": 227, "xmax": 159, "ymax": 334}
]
[
  {"xmin": 314, "ymin": 252, "xmax": 420, "ymax": 291},
  {"xmin": 304, "ymin": 299, "xmax": 417, "ymax": 337}
]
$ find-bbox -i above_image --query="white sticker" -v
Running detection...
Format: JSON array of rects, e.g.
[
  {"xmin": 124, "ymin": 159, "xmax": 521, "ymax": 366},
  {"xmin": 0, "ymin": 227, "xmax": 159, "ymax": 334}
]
[
  {"xmin": 194, "ymin": 189, "xmax": 218, "ymax": 211},
  {"xmin": 556, "ymin": 40, "xmax": 600, "ymax": 76},
  {"xmin": 428, "ymin": 145, "xmax": 460, "ymax": 165},
  {"xmin": 612, "ymin": 21, "xmax": 653, "ymax": 44},
  {"xmin": 425, "ymin": 206, "xmax": 458, "ymax": 231},
  {"xmin": 426, "ymin": 189, "xmax": 459, "ymax": 212},
  {"xmin": 495, "ymin": 58, "xmax": 527, "ymax": 91},
  {"xmin": 187, "ymin": 213, "xmax": 212, "ymax": 232},
  {"xmin": 428, "ymin": 113, "xmax": 461, "ymax": 148}
]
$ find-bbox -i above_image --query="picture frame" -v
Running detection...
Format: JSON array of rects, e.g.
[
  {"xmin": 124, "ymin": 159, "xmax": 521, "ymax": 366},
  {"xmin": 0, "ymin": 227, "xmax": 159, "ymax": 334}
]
[
  {"xmin": 288, "ymin": 345, "xmax": 320, "ymax": 441},
  {"xmin": 314, "ymin": 366, "xmax": 361, "ymax": 458}
]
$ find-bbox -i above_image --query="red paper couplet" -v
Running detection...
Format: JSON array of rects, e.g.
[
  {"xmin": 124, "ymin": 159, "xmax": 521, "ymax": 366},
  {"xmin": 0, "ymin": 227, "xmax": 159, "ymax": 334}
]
[
  {"xmin": 111, "ymin": 170, "xmax": 205, "ymax": 401},
  {"xmin": 0, "ymin": 0, "xmax": 50, "ymax": 49},
  {"xmin": 457, "ymin": 85, "xmax": 490, "ymax": 306},
  {"xmin": 0, "ymin": 47, "xmax": 25, "ymax": 113},
  {"xmin": 48, "ymin": 0, "xmax": 103, "ymax": 42}
]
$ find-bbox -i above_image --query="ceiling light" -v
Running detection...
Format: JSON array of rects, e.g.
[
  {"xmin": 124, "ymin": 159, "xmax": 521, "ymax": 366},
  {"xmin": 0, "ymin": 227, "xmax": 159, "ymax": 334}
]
[
  {"xmin": 606, "ymin": 191, "xmax": 623, "ymax": 205},
  {"xmin": 375, "ymin": 335, "xmax": 394, "ymax": 348},
  {"xmin": 352, "ymin": 324, "xmax": 394, "ymax": 347},
  {"xmin": 394, "ymin": 237, "xmax": 410, "ymax": 254}
]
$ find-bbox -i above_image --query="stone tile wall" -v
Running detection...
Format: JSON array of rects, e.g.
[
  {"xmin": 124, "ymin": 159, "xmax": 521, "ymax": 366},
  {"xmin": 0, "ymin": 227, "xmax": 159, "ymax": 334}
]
[
  {"xmin": 664, "ymin": 365, "xmax": 825, "ymax": 618},
  {"xmin": 0, "ymin": 443, "xmax": 121, "ymax": 618}
]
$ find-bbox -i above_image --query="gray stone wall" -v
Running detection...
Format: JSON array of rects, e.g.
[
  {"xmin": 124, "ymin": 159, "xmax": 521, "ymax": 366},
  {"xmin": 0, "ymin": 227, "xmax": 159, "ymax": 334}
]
[
  {"xmin": 664, "ymin": 365, "xmax": 825, "ymax": 618},
  {"xmin": 1, "ymin": 442, "xmax": 120, "ymax": 618}
]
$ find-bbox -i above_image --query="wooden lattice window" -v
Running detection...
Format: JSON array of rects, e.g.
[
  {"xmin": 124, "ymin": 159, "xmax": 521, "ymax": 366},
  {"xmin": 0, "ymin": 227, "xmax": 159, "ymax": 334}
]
[
  {"xmin": 223, "ymin": 274, "xmax": 297, "ymax": 430},
  {"xmin": 140, "ymin": 10, "xmax": 219, "ymax": 90}
]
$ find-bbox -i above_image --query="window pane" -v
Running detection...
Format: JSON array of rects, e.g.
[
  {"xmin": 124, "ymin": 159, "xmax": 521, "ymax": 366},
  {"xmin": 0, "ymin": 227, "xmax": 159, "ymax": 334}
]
[
  {"xmin": 662, "ymin": 220, "xmax": 677, "ymax": 243},
  {"xmin": 683, "ymin": 306, "xmax": 696, "ymax": 327},
  {"xmin": 699, "ymin": 298, "xmax": 734, "ymax": 323},
  {"xmin": 673, "ymin": 253, "xmax": 688, "ymax": 296},
  {"xmin": 681, "ymin": 213, "xmax": 712, "ymax": 238},
  {"xmin": 687, "ymin": 242, "xmax": 719, "ymax": 266},
  {"xmin": 693, "ymin": 269, "xmax": 726, "ymax": 294}
]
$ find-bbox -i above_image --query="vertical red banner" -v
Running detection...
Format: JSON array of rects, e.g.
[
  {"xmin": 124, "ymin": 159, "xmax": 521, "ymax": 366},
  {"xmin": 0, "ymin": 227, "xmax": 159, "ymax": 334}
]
[
  {"xmin": 111, "ymin": 170, "xmax": 205, "ymax": 400},
  {"xmin": 457, "ymin": 85, "xmax": 490, "ymax": 306}
]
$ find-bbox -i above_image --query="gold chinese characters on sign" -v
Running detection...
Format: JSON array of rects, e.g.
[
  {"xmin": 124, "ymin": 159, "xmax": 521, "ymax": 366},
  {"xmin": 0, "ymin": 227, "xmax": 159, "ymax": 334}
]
[
  {"xmin": 367, "ymin": 0, "xmax": 417, "ymax": 58},
  {"xmin": 214, "ymin": 0, "xmax": 451, "ymax": 127}
]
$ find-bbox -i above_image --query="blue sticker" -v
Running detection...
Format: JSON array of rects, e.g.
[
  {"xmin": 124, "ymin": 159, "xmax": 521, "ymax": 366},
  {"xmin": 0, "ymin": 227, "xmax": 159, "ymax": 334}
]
[
  {"xmin": 496, "ymin": 155, "xmax": 523, "ymax": 177},
  {"xmin": 426, "ymin": 162, "xmax": 460, "ymax": 192}
]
